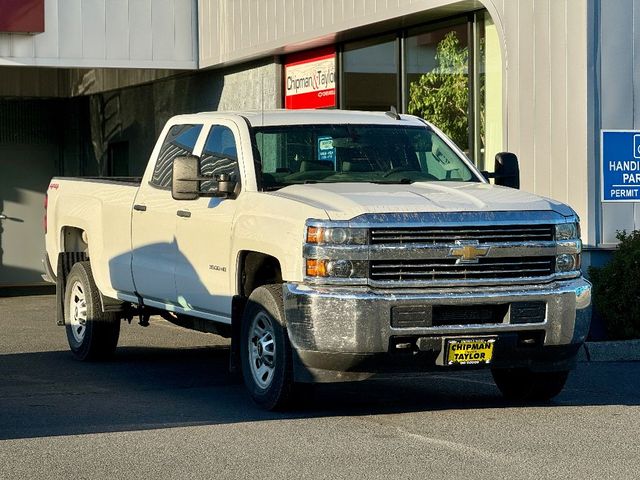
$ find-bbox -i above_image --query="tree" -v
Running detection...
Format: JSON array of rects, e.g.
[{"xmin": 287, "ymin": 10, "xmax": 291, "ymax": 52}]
[{"xmin": 407, "ymin": 31, "xmax": 470, "ymax": 150}]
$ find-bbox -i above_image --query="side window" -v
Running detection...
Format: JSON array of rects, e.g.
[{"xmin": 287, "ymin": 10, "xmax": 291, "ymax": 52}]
[
  {"xmin": 151, "ymin": 124, "xmax": 203, "ymax": 188},
  {"xmin": 200, "ymin": 125, "xmax": 240, "ymax": 193}
]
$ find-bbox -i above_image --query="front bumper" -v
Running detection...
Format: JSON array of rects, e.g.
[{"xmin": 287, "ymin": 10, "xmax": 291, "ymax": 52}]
[{"xmin": 283, "ymin": 277, "xmax": 592, "ymax": 382}]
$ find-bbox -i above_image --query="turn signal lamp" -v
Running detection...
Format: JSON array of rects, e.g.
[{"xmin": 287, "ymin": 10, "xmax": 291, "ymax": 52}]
[{"xmin": 306, "ymin": 259, "xmax": 328, "ymax": 277}]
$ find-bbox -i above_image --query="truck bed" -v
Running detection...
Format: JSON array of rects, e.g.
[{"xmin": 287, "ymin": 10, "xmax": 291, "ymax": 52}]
[{"xmin": 46, "ymin": 176, "xmax": 141, "ymax": 298}]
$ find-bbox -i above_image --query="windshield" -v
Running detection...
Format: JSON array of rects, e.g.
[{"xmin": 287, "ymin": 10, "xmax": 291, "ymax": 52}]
[{"xmin": 251, "ymin": 124, "xmax": 479, "ymax": 190}]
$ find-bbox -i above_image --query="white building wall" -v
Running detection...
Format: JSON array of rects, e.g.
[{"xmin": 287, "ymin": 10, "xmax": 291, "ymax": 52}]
[{"xmin": 0, "ymin": 0, "xmax": 198, "ymax": 69}]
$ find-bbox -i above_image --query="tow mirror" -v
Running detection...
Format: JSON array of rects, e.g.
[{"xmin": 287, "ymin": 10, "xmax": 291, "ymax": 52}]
[
  {"xmin": 172, "ymin": 155, "xmax": 200, "ymax": 200},
  {"xmin": 481, "ymin": 152, "xmax": 520, "ymax": 189}
]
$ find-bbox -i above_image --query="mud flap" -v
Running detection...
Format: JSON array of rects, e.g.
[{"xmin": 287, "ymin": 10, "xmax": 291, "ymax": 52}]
[{"xmin": 229, "ymin": 295, "xmax": 247, "ymax": 374}]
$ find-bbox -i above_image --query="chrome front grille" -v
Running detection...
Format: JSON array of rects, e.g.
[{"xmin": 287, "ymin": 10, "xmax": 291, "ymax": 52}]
[
  {"xmin": 370, "ymin": 257, "xmax": 556, "ymax": 282},
  {"xmin": 370, "ymin": 225, "xmax": 554, "ymax": 244}
]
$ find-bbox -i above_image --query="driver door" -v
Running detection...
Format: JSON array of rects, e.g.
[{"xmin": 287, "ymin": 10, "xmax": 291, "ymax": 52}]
[{"xmin": 173, "ymin": 121, "xmax": 243, "ymax": 321}]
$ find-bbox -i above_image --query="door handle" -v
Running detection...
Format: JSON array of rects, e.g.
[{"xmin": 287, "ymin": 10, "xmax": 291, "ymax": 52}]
[
  {"xmin": 177, "ymin": 210, "xmax": 191, "ymax": 218},
  {"xmin": 133, "ymin": 204, "xmax": 147, "ymax": 212},
  {"xmin": 0, "ymin": 214, "xmax": 6, "ymax": 220}
]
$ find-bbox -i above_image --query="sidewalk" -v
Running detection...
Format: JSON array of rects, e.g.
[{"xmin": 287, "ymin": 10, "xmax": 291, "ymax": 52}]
[{"xmin": 578, "ymin": 340, "xmax": 640, "ymax": 362}]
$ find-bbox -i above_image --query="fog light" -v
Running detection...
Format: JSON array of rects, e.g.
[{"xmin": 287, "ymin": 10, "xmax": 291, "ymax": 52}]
[{"xmin": 556, "ymin": 254, "xmax": 576, "ymax": 272}]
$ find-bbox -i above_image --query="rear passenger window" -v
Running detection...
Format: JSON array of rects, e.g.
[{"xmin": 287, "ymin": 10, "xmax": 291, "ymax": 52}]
[
  {"xmin": 151, "ymin": 124, "xmax": 203, "ymax": 188},
  {"xmin": 200, "ymin": 125, "xmax": 240, "ymax": 193}
]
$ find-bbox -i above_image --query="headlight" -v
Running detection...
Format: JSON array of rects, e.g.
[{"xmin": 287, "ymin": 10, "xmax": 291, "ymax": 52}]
[
  {"xmin": 306, "ymin": 226, "xmax": 368, "ymax": 245},
  {"xmin": 306, "ymin": 259, "xmax": 368, "ymax": 278},
  {"xmin": 555, "ymin": 223, "xmax": 579, "ymax": 240},
  {"xmin": 556, "ymin": 254, "xmax": 581, "ymax": 272}
]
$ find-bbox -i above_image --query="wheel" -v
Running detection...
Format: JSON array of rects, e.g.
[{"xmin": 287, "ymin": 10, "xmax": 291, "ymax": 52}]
[
  {"xmin": 64, "ymin": 261, "xmax": 120, "ymax": 361},
  {"xmin": 240, "ymin": 284, "xmax": 294, "ymax": 410},
  {"xmin": 491, "ymin": 368, "xmax": 569, "ymax": 401}
]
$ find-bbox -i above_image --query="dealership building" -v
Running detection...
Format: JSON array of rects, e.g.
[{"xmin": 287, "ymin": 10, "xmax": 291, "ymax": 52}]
[{"xmin": 0, "ymin": 0, "xmax": 638, "ymax": 287}]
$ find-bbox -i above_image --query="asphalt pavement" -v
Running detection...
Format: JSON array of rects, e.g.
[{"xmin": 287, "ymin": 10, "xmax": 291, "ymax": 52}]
[{"xmin": 1, "ymin": 294, "xmax": 639, "ymax": 480}]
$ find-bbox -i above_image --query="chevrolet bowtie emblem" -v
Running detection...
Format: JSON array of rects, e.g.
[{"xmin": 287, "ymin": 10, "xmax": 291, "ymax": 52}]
[{"xmin": 448, "ymin": 241, "xmax": 490, "ymax": 264}]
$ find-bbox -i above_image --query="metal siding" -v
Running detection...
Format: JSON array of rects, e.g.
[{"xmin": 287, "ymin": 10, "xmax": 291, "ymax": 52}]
[
  {"xmin": 516, "ymin": 1, "xmax": 535, "ymax": 194},
  {"xmin": 9, "ymin": 31, "xmax": 35, "ymax": 58},
  {"xmin": 600, "ymin": 0, "xmax": 635, "ymax": 243},
  {"xmin": 106, "ymin": 0, "xmax": 130, "ymax": 61},
  {"xmin": 129, "ymin": 0, "xmax": 153, "ymax": 61},
  {"xmin": 152, "ymin": 0, "xmax": 175, "ymax": 61},
  {"xmin": 0, "ymin": 34, "xmax": 10, "ymax": 56},
  {"xmin": 503, "ymin": 1, "xmax": 520, "ymax": 159},
  {"xmin": 82, "ymin": 0, "xmax": 106, "ymax": 59},
  {"xmin": 34, "ymin": 0, "xmax": 59, "ymax": 59},
  {"xmin": 259, "ymin": 0, "xmax": 269, "ymax": 45},
  {"xmin": 0, "ymin": 0, "xmax": 197, "ymax": 68},
  {"xmin": 565, "ymin": 0, "xmax": 589, "ymax": 232},
  {"xmin": 533, "ymin": 0, "xmax": 551, "ymax": 199},
  {"xmin": 175, "ymin": 0, "xmax": 195, "ymax": 62},
  {"xmin": 549, "ymin": 0, "xmax": 568, "ymax": 204},
  {"xmin": 58, "ymin": 0, "xmax": 83, "ymax": 59}
]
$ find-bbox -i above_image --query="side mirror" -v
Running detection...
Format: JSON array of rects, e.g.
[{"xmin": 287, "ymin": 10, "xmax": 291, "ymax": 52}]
[
  {"xmin": 494, "ymin": 152, "xmax": 520, "ymax": 189},
  {"xmin": 482, "ymin": 152, "xmax": 520, "ymax": 189},
  {"xmin": 172, "ymin": 155, "xmax": 200, "ymax": 200}
]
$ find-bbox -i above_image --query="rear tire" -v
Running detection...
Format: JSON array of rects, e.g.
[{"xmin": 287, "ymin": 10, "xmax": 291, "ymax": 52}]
[
  {"xmin": 64, "ymin": 261, "xmax": 120, "ymax": 361},
  {"xmin": 491, "ymin": 368, "xmax": 569, "ymax": 401},
  {"xmin": 240, "ymin": 284, "xmax": 294, "ymax": 410}
]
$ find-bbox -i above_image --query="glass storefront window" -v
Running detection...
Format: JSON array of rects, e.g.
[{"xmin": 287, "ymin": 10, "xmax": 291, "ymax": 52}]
[
  {"xmin": 338, "ymin": 10, "xmax": 503, "ymax": 169},
  {"xmin": 406, "ymin": 22, "xmax": 470, "ymax": 155},
  {"xmin": 343, "ymin": 36, "xmax": 398, "ymax": 111}
]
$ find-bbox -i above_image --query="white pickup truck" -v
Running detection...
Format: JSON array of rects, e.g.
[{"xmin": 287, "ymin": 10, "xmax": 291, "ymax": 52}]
[{"xmin": 44, "ymin": 110, "xmax": 591, "ymax": 409}]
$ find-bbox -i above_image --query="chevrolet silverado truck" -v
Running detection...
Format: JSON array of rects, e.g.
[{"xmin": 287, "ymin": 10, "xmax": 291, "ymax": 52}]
[{"xmin": 44, "ymin": 110, "xmax": 592, "ymax": 409}]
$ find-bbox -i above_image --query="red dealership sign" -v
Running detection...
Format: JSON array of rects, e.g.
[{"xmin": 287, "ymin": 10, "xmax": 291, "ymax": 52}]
[
  {"xmin": 284, "ymin": 47, "xmax": 336, "ymax": 109},
  {"xmin": 0, "ymin": 0, "xmax": 44, "ymax": 33}
]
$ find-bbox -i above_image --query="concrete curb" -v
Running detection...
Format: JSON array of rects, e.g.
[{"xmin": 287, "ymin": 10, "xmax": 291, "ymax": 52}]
[{"xmin": 577, "ymin": 339, "xmax": 640, "ymax": 362}]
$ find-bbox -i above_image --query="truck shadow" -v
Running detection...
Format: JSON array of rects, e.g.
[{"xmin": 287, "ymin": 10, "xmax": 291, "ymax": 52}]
[{"xmin": 1, "ymin": 340, "xmax": 638, "ymax": 441}]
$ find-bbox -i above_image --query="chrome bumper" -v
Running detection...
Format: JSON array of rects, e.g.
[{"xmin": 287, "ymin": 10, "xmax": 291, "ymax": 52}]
[{"xmin": 283, "ymin": 278, "xmax": 591, "ymax": 381}]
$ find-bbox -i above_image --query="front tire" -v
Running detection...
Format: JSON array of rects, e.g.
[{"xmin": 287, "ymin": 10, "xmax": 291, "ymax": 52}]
[
  {"xmin": 64, "ymin": 261, "xmax": 120, "ymax": 361},
  {"xmin": 240, "ymin": 284, "xmax": 294, "ymax": 410},
  {"xmin": 491, "ymin": 368, "xmax": 569, "ymax": 401}
]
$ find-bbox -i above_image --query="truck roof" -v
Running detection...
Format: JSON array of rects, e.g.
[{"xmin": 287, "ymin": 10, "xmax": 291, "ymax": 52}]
[{"xmin": 169, "ymin": 109, "xmax": 429, "ymax": 128}]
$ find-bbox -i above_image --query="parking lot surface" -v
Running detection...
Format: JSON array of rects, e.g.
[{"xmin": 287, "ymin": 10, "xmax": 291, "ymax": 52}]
[{"xmin": 1, "ymin": 295, "xmax": 639, "ymax": 479}]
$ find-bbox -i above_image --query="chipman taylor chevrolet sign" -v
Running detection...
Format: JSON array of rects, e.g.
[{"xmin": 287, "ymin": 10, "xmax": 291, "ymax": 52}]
[
  {"xmin": 601, "ymin": 130, "xmax": 640, "ymax": 202},
  {"xmin": 284, "ymin": 47, "xmax": 336, "ymax": 110}
]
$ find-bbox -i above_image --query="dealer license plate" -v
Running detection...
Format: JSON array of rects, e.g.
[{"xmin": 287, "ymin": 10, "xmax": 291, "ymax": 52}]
[{"xmin": 446, "ymin": 338, "xmax": 495, "ymax": 365}]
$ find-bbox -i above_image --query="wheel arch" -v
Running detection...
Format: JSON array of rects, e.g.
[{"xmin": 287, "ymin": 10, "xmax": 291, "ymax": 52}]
[{"xmin": 229, "ymin": 250, "xmax": 285, "ymax": 375}]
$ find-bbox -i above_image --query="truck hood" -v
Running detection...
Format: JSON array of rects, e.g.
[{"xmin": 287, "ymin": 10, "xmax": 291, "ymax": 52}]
[{"xmin": 270, "ymin": 182, "xmax": 576, "ymax": 220}]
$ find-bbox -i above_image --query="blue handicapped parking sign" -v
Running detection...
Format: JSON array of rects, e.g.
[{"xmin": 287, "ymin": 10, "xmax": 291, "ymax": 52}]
[{"xmin": 601, "ymin": 130, "xmax": 640, "ymax": 202}]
